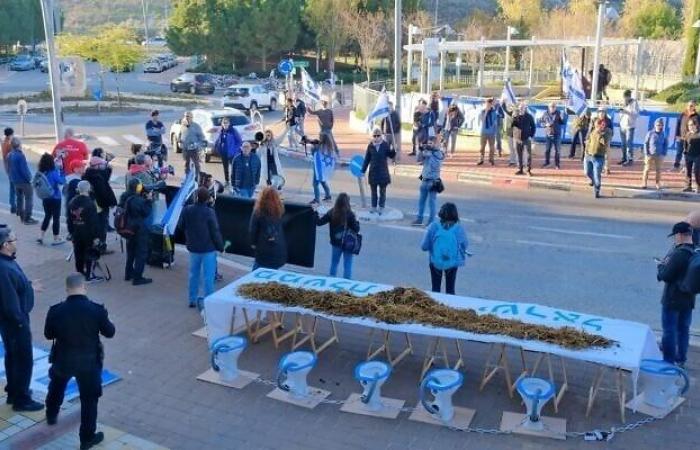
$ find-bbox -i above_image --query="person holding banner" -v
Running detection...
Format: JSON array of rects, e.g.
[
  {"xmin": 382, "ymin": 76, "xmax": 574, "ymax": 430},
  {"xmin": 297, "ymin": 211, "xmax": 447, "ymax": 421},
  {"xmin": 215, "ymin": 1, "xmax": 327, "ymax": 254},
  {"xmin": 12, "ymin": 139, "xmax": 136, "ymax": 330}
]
[{"xmin": 362, "ymin": 129, "xmax": 396, "ymax": 215}]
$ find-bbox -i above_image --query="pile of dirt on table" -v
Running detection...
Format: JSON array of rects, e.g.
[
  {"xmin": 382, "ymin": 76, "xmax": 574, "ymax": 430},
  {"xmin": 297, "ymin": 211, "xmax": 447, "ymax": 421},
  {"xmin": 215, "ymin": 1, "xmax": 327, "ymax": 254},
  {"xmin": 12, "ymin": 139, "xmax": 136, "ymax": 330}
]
[{"xmin": 237, "ymin": 283, "xmax": 614, "ymax": 350}]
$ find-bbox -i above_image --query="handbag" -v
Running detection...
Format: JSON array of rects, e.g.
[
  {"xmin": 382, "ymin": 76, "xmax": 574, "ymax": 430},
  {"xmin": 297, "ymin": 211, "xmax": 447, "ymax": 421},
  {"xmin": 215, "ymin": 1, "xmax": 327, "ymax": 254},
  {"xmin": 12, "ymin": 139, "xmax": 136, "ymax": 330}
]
[
  {"xmin": 431, "ymin": 178, "xmax": 445, "ymax": 194},
  {"xmin": 341, "ymin": 224, "xmax": 362, "ymax": 255}
]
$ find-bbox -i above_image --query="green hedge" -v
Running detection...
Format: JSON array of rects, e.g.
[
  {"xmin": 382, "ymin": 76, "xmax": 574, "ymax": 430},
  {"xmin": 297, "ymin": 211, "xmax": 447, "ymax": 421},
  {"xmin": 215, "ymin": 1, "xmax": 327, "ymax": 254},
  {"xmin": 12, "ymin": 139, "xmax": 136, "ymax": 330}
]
[{"xmin": 652, "ymin": 82, "xmax": 699, "ymax": 105}]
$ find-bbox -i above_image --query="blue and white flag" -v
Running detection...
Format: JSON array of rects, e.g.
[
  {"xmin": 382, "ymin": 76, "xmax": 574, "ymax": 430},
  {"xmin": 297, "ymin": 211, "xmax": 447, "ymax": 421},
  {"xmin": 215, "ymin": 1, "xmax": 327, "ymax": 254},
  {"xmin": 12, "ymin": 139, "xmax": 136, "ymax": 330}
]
[
  {"xmin": 313, "ymin": 150, "xmax": 336, "ymax": 183},
  {"xmin": 561, "ymin": 56, "xmax": 587, "ymax": 116},
  {"xmin": 160, "ymin": 169, "xmax": 197, "ymax": 236},
  {"xmin": 500, "ymin": 78, "xmax": 517, "ymax": 107},
  {"xmin": 366, "ymin": 88, "xmax": 391, "ymax": 131},
  {"xmin": 300, "ymin": 68, "xmax": 322, "ymax": 103}
]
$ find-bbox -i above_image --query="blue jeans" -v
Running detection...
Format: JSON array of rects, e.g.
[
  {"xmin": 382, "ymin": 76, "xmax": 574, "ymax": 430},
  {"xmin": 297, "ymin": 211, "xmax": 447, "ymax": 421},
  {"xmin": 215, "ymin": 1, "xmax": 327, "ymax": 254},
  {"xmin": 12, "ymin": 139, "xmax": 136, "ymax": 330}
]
[
  {"xmin": 620, "ymin": 128, "xmax": 635, "ymax": 161},
  {"xmin": 661, "ymin": 307, "xmax": 693, "ymax": 364},
  {"xmin": 584, "ymin": 155, "xmax": 604, "ymax": 191},
  {"xmin": 313, "ymin": 177, "xmax": 331, "ymax": 201},
  {"xmin": 236, "ymin": 187, "xmax": 254, "ymax": 198},
  {"xmin": 417, "ymin": 180, "xmax": 437, "ymax": 224},
  {"xmin": 544, "ymin": 135, "xmax": 561, "ymax": 166},
  {"xmin": 188, "ymin": 251, "xmax": 217, "ymax": 304},
  {"xmin": 330, "ymin": 245, "xmax": 353, "ymax": 279},
  {"xmin": 8, "ymin": 180, "xmax": 16, "ymax": 211}
]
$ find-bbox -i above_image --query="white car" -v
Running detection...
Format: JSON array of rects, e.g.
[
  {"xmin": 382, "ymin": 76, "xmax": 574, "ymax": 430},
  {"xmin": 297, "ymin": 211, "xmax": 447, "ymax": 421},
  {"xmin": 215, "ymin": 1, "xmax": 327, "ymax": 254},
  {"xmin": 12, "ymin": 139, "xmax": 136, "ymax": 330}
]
[
  {"xmin": 143, "ymin": 58, "xmax": 164, "ymax": 73},
  {"xmin": 220, "ymin": 83, "xmax": 279, "ymax": 111},
  {"xmin": 169, "ymin": 108, "xmax": 262, "ymax": 162}
]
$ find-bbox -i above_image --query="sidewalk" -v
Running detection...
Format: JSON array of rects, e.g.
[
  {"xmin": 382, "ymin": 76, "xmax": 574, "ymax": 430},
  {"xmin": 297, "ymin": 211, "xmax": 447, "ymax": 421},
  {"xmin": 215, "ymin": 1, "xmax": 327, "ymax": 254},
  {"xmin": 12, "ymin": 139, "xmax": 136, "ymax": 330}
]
[
  {"xmin": 1, "ymin": 206, "xmax": 698, "ymax": 449},
  {"xmin": 286, "ymin": 109, "xmax": 699, "ymax": 202}
]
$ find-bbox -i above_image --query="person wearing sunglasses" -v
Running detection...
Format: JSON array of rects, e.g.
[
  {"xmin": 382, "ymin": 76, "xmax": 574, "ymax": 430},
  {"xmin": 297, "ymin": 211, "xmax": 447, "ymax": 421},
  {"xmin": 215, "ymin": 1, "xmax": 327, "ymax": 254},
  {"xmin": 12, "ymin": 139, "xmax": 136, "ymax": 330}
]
[
  {"xmin": 361, "ymin": 129, "xmax": 396, "ymax": 214},
  {"xmin": 0, "ymin": 226, "xmax": 44, "ymax": 412}
]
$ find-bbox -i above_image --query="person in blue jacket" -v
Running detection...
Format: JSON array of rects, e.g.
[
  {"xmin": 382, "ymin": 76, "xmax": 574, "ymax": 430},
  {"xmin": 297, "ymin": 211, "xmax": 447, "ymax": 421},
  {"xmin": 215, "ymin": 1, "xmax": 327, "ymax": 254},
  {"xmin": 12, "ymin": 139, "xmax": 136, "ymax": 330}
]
[
  {"xmin": 478, "ymin": 98, "xmax": 499, "ymax": 166},
  {"xmin": 421, "ymin": 202, "xmax": 469, "ymax": 295},
  {"xmin": 37, "ymin": 153, "xmax": 65, "ymax": 245},
  {"xmin": 214, "ymin": 117, "xmax": 242, "ymax": 187},
  {"xmin": 6, "ymin": 138, "xmax": 36, "ymax": 224},
  {"xmin": 642, "ymin": 118, "xmax": 668, "ymax": 190},
  {"xmin": 231, "ymin": 142, "xmax": 261, "ymax": 198}
]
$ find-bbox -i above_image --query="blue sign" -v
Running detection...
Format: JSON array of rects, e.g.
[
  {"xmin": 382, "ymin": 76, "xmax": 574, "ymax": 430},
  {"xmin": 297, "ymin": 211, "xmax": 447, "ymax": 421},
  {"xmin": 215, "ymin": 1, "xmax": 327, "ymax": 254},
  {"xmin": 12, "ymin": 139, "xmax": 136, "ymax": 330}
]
[
  {"xmin": 349, "ymin": 155, "xmax": 365, "ymax": 178},
  {"xmin": 92, "ymin": 87, "xmax": 102, "ymax": 101},
  {"xmin": 277, "ymin": 59, "xmax": 293, "ymax": 76}
]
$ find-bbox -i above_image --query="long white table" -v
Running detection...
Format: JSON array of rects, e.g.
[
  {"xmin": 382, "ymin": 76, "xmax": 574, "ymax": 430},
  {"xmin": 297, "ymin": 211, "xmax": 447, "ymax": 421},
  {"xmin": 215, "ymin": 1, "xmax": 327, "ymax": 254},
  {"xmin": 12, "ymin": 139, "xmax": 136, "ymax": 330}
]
[{"xmin": 205, "ymin": 269, "xmax": 660, "ymax": 374}]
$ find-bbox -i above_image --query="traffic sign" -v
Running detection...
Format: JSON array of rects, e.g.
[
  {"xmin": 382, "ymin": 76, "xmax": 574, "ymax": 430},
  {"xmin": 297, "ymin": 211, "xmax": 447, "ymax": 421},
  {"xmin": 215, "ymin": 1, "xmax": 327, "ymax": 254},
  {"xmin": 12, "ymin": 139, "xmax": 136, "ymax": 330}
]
[
  {"xmin": 349, "ymin": 155, "xmax": 365, "ymax": 178},
  {"xmin": 92, "ymin": 87, "xmax": 102, "ymax": 101},
  {"xmin": 293, "ymin": 61, "xmax": 309, "ymax": 68},
  {"xmin": 277, "ymin": 59, "xmax": 293, "ymax": 75}
]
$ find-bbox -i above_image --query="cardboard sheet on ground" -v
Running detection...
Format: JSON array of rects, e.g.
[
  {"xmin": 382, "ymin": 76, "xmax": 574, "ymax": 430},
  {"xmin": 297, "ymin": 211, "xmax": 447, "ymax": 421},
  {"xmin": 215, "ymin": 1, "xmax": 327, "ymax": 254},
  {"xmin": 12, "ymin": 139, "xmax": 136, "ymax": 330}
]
[
  {"xmin": 0, "ymin": 342, "xmax": 120, "ymax": 401},
  {"xmin": 205, "ymin": 269, "xmax": 661, "ymax": 378}
]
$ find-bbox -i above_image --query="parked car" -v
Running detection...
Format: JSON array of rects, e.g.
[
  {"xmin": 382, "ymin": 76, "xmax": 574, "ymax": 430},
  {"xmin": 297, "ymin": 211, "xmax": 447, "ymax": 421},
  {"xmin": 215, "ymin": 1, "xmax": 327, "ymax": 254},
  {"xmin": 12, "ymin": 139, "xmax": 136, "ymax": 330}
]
[
  {"xmin": 143, "ymin": 58, "xmax": 164, "ymax": 73},
  {"xmin": 169, "ymin": 108, "xmax": 262, "ymax": 162},
  {"xmin": 170, "ymin": 73, "xmax": 215, "ymax": 95},
  {"xmin": 155, "ymin": 55, "xmax": 170, "ymax": 70},
  {"xmin": 142, "ymin": 37, "xmax": 168, "ymax": 47},
  {"xmin": 39, "ymin": 58, "xmax": 49, "ymax": 73},
  {"xmin": 220, "ymin": 84, "xmax": 279, "ymax": 111},
  {"xmin": 9, "ymin": 55, "xmax": 35, "ymax": 71}
]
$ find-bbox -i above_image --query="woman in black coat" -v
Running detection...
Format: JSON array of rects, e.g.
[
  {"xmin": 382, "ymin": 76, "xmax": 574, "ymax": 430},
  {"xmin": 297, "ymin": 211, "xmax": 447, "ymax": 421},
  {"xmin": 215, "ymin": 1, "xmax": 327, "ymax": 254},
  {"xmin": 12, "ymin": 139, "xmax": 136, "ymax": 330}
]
[{"xmin": 361, "ymin": 129, "xmax": 396, "ymax": 214}]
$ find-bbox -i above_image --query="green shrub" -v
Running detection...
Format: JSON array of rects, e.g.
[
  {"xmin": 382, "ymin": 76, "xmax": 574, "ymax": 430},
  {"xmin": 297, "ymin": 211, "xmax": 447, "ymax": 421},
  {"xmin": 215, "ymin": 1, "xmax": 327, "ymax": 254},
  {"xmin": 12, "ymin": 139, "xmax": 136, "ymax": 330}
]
[{"xmin": 652, "ymin": 82, "xmax": 697, "ymax": 104}]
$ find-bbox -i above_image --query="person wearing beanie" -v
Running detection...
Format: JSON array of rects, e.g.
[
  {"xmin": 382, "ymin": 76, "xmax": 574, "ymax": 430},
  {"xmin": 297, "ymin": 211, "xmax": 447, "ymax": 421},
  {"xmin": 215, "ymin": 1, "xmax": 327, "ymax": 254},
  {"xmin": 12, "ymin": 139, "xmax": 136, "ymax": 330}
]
[{"xmin": 67, "ymin": 181, "xmax": 101, "ymax": 281}]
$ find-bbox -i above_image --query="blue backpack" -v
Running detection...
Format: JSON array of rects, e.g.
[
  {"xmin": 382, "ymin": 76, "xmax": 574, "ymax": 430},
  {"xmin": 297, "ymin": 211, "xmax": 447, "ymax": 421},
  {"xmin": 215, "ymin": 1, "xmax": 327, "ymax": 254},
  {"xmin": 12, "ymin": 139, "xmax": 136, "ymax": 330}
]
[{"xmin": 430, "ymin": 224, "xmax": 460, "ymax": 271}]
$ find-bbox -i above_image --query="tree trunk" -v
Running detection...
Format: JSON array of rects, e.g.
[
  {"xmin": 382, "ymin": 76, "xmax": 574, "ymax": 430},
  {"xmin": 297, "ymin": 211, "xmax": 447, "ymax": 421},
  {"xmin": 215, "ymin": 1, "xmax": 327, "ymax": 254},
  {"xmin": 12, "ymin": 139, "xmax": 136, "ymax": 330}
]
[
  {"xmin": 261, "ymin": 49, "xmax": 267, "ymax": 72},
  {"xmin": 113, "ymin": 73, "xmax": 121, "ymax": 107}
]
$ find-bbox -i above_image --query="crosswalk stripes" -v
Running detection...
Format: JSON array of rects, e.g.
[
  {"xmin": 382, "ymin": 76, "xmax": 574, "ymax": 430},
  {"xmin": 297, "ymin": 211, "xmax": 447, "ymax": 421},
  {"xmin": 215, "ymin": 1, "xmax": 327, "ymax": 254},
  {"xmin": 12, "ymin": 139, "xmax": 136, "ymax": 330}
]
[
  {"xmin": 123, "ymin": 134, "xmax": 145, "ymax": 145},
  {"xmin": 95, "ymin": 135, "xmax": 120, "ymax": 146}
]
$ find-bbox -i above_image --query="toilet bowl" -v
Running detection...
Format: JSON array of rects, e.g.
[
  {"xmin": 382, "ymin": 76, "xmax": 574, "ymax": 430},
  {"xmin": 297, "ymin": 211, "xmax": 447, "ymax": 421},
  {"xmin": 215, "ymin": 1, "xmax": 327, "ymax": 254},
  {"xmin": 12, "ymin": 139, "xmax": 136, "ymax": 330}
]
[
  {"xmin": 210, "ymin": 335, "xmax": 247, "ymax": 382},
  {"xmin": 354, "ymin": 360, "xmax": 392, "ymax": 411},
  {"xmin": 419, "ymin": 369, "xmax": 464, "ymax": 422},
  {"xmin": 277, "ymin": 351, "xmax": 317, "ymax": 398},
  {"xmin": 516, "ymin": 377, "xmax": 555, "ymax": 432},
  {"xmin": 639, "ymin": 359, "xmax": 689, "ymax": 410}
]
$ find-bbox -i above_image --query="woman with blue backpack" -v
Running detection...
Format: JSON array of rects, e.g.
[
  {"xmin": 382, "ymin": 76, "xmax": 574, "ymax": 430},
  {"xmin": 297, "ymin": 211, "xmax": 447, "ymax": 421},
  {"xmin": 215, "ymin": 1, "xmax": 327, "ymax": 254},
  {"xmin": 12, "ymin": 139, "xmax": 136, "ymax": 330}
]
[
  {"xmin": 35, "ymin": 152, "xmax": 65, "ymax": 245},
  {"xmin": 315, "ymin": 193, "xmax": 360, "ymax": 280},
  {"xmin": 421, "ymin": 202, "xmax": 468, "ymax": 295}
]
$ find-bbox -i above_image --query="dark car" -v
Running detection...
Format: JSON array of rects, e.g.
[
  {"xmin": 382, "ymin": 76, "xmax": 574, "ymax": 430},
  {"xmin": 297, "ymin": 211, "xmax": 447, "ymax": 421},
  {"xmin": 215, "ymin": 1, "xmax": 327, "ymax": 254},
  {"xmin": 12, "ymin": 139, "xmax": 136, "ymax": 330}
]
[
  {"xmin": 170, "ymin": 73, "xmax": 215, "ymax": 95},
  {"xmin": 9, "ymin": 55, "xmax": 35, "ymax": 71}
]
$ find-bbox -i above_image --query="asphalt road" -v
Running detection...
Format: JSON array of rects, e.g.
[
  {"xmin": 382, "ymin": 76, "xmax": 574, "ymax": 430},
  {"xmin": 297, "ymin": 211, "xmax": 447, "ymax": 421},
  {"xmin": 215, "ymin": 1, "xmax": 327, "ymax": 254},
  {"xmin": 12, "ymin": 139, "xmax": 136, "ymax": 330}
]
[{"xmin": 0, "ymin": 109, "xmax": 696, "ymax": 337}]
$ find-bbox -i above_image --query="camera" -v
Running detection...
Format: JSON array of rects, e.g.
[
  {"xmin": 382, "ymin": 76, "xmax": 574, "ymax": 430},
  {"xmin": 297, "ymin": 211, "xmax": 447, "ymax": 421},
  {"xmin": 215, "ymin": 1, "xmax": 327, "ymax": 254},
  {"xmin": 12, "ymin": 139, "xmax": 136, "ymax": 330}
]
[
  {"xmin": 300, "ymin": 135, "xmax": 320, "ymax": 146},
  {"xmin": 142, "ymin": 180, "xmax": 167, "ymax": 195}
]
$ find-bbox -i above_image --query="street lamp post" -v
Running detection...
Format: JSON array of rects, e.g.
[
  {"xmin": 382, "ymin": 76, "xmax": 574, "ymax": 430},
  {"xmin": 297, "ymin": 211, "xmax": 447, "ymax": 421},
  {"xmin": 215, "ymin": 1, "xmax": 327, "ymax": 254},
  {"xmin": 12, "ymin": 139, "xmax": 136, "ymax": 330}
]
[
  {"xmin": 590, "ymin": 1, "xmax": 607, "ymax": 104},
  {"xmin": 693, "ymin": 20, "xmax": 700, "ymax": 83},
  {"xmin": 407, "ymin": 25, "xmax": 415, "ymax": 86},
  {"xmin": 141, "ymin": 0, "xmax": 149, "ymax": 47},
  {"xmin": 39, "ymin": 0, "xmax": 63, "ymax": 142},
  {"xmin": 505, "ymin": 26, "xmax": 518, "ymax": 79},
  {"xmin": 394, "ymin": 0, "xmax": 401, "ymax": 128}
]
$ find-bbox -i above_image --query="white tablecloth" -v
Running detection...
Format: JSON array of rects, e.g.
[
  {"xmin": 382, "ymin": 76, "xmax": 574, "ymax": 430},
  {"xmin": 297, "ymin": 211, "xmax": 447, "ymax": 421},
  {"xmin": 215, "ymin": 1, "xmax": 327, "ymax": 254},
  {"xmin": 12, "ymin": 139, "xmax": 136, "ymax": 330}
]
[{"xmin": 205, "ymin": 269, "xmax": 661, "ymax": 375}]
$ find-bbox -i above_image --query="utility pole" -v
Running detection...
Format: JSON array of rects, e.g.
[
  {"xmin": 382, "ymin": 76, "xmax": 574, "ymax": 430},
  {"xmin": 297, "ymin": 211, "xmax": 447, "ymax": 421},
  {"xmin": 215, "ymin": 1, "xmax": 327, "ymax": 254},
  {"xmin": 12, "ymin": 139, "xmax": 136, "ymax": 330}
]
[
  {"xmin": 591, "ymin": 1, "xmax": 606, "ymax": 104},
  {"xmin": 40, "ymin": 0, "xmax": 63, "ymax": 142},
  {"xmin": 433, "ymin": 0, "xmax": 439, "ymax": 26},
  {"xmin": 394, "ymin": 0, "xmax": 402, "ymax": 143},
  {"xmin": 141, "ymin": 0, "xmax": 149, "ymax": 46}
]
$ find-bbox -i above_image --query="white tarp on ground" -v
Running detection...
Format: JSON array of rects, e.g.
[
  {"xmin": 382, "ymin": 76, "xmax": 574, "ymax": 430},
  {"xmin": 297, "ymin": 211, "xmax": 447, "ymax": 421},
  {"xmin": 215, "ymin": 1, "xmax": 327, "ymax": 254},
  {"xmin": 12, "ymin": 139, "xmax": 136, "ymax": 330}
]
[{"xmin": 205, "ymin": 269, "xmax": 661, "ymax": 374}]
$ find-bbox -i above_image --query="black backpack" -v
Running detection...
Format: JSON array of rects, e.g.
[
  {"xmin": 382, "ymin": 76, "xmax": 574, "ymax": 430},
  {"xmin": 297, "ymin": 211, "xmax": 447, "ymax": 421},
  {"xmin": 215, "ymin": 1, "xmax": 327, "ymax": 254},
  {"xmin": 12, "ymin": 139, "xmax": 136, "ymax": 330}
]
[
  {"xmin": 681, "ymin": 248, "xmax": 700, "ymax": 295},
  {"xmin": 114, "ymin": 197, "xmax": 135, "ymax": 239}
]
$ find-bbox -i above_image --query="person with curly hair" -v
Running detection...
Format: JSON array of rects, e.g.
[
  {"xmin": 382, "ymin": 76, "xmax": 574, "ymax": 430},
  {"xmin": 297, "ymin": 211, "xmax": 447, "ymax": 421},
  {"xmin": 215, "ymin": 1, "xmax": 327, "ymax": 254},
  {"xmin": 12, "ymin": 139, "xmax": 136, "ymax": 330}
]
[{"xmin": 249, "ymin": 187, "xmax": 287, "ymax": 270}]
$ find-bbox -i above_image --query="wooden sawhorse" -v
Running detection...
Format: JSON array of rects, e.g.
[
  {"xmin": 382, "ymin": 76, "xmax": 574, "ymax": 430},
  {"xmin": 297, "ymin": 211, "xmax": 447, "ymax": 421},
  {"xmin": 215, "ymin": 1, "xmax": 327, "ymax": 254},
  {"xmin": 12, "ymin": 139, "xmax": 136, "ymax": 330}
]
[
  {"xmin": 366, "ymin": 329, "xmax": 413, "ymax": 367},
  {"xmin": 420, "ymin": 337, "xmax": 465, "ymax": 379},
  {"xmin": 479, "ymin": 343, "xmax": 528, "ymax": 398},
  {"xmin": 586, "ymin": 366, "xmax": 627, "ymax": 422}
]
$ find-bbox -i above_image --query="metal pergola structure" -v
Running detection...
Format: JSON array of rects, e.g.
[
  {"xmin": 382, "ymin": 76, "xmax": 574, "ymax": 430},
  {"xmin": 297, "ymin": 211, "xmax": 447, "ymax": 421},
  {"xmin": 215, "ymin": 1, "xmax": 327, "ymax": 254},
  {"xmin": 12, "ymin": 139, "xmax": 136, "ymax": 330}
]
[{"xmin": 404, "ymin": 36, "xmax": 644, "ymax": 99}]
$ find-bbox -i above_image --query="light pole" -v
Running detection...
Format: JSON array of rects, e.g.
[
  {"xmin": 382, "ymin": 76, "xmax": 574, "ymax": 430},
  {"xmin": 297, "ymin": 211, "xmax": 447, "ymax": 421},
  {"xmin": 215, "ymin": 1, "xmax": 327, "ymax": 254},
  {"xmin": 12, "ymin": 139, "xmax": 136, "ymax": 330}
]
[
  {"xmin": 505, "ymin": 26, "xmax": 518, "ymax": 79},
  {"xmin": 141, "ymin": 0, "xmax": 149, "ymax": 46},
  {"xmin": 39, "ymin": 0, "xmax": 63, "ymax": 142},
  {"xmin": 394, "ymin": 0, "xmax": 401, "ymax": 120},
  {"xmin": 693, "ymin": 20, "xmax": 700, "ymax": 83},
  {"xmin": 407, "ymin": 24, "xmax": 416, "ymax": 86},
  {"xmin": 590, "ymin": 0, "xmax": 607, "ymax": 104},
  {"xmin": 434, "ymin": 0, "xmax": 439, "ymax": 26}
]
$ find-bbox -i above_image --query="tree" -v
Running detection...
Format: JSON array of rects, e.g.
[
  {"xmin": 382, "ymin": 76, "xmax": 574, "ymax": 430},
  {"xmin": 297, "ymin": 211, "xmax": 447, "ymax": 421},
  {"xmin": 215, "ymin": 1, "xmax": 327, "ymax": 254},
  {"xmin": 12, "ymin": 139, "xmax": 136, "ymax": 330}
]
[
  {"xmin": 620, "ymin": 0, "xmax": 682, "ymax": 39},
  {"xmin": 497, "ymin": 0, "xmax": 542, "ymax": 32},
  {"xmin": 341, "ymin": 8, "xmax": 388, "ymax": 82},
  {"xmin": 166, "ymin": 0, "xmax": 210, "ymax": 60},
  {"xmin": 304, "ymin": 0, "xmax": 357, "ymax": 72},
  {"xmin": 58, "ymin": 25, "xmax": 144, "ymax": 104},
  {"xmin": 241, "ymin": 0, "xmax": 301, "ymax": 71},
  {"xmin": 682, "ymin": 0, "xmax": 700, "ymax": 77},
  {"xmin": 0, "ymin": 0, "xmax": 44, "ymax": 52}
]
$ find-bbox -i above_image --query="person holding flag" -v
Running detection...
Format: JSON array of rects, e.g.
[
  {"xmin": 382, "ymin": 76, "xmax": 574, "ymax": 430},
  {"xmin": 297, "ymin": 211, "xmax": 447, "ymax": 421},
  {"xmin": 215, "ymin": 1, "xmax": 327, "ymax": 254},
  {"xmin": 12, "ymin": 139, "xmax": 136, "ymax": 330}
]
[
  {"xmin": 381, "ymin": 102, "xmax": 402, "ymax": 162},
  {"xmin": 310, "ymin": 133, "xmax": 335, "ymax": 205},
  {"xmin": 362, "ymin": 129, "xmax": 396, "ymax": 215},
  {"xmin": 308, "ymin": 98, "xmax": 337, "ymax": 154},
  {"xmin": 500, "ymin": 79, "xmax": 517, "ymax": 164}
]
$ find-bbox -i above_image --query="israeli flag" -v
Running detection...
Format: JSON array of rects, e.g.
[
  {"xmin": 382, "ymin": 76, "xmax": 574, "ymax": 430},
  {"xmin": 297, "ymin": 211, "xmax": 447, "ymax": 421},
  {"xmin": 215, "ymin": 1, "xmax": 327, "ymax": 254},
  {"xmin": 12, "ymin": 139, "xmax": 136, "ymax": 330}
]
[
  {"xmin": 366, "ymin": 88, "xmax": 391, "ymax": 131},
  {"xmin": 313, "ymin": 149, "xmax": 335, "ymax": 183},
  {"xmin": 561, "ymin": 56, "xmax": 587, "ymax": 116},
  {"xmin": 300, "ymin": 68, "xmax": 322, "ymax": 103},
  {"xmin": 500, "ymin": 79, "xmax": 517, "ymax": 107},
  {"xmin": 161, "ymin": 169, "xmax": 197, "ymax": 236}
]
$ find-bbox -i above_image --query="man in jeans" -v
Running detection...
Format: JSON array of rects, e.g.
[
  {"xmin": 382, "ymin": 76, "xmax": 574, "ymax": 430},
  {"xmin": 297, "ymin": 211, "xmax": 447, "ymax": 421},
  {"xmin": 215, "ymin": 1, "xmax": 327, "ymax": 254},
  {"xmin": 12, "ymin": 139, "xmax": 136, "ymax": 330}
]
[
  {"xmin": 231, "ymin": 142, "xmax": 261, "ymax": 198},
  {"xmin": 540, "ymin": 101, "xmax": 564, "ymax": 169},
  {"xmin": 7, "ymin": 138, "xmax": 37, "ymax": 225},
  {"xmin": 308, "ymin": 99, "xmax": 337, "ymax": 153},
  {"xmin": 180, "ymin": 187, "xmax": 224, "ymax": 308},
  {"xmin": 179, "ymin": 111, "xmax": 205, "ymax": 179},
  {"xmin": 657, "ymin": 222, "xmax": 696, "ymax": 368},
  {"xmin": 2, "ymin": 128, "xmax": 16, "ymax": 214},
  {"xmin": 412, "ymin": 138, "xmax": 444, "ymax": 226},
  {"xmin": 618, "ymin": 89, "xmax": 640, "ymax": 166},
  {"xmin": 585, "ymin": 119, "xmax": 610, "ymax": 199},
  {"xmin": 477, "ymin": 98, "xmax": 498, "ymax": 166}
]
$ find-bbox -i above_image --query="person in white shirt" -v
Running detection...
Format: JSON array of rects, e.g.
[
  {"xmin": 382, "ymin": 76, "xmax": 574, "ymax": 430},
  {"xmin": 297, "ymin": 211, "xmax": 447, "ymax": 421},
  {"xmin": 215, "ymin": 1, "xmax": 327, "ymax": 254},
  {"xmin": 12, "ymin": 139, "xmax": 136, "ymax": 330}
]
[{"xmin": 618, "ymin": 89, "xmax": 640, "ymax": 166}]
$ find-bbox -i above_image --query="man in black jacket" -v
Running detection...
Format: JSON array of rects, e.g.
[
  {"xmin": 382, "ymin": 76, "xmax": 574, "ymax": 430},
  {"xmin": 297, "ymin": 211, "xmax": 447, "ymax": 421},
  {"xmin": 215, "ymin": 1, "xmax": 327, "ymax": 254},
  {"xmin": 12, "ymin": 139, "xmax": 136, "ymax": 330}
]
[
  {"xmin": 44, "ymin": 273, "xmax": 115, "ymax": 450},
  {"xmin": 180, "ymin": 187, "xmax": 224, "ymax": 308},
  {"xmin": 381, "ymin": 102, "xmax": 402, "ymax": 162},
  {"xmin": 512, "ymin": 103, "xmax": 536, "ymax": 176},
  {"xmin": 0, "ymin": 226, "xmax": 43, "ymax": 412},
  {"xmin": 68, "ymin": 181, "xmax": 101, "ymax": 281},
  {"xmin": 82, "ymin": 149, "xmax": 117, "ymax": 248},
  {"xmin": 657, "ymin": 222, "xmax": 697, "ymax": 368},
  {"xmin": 120, "ymin": 178, "xmax": 153, "ymax": 285}
]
